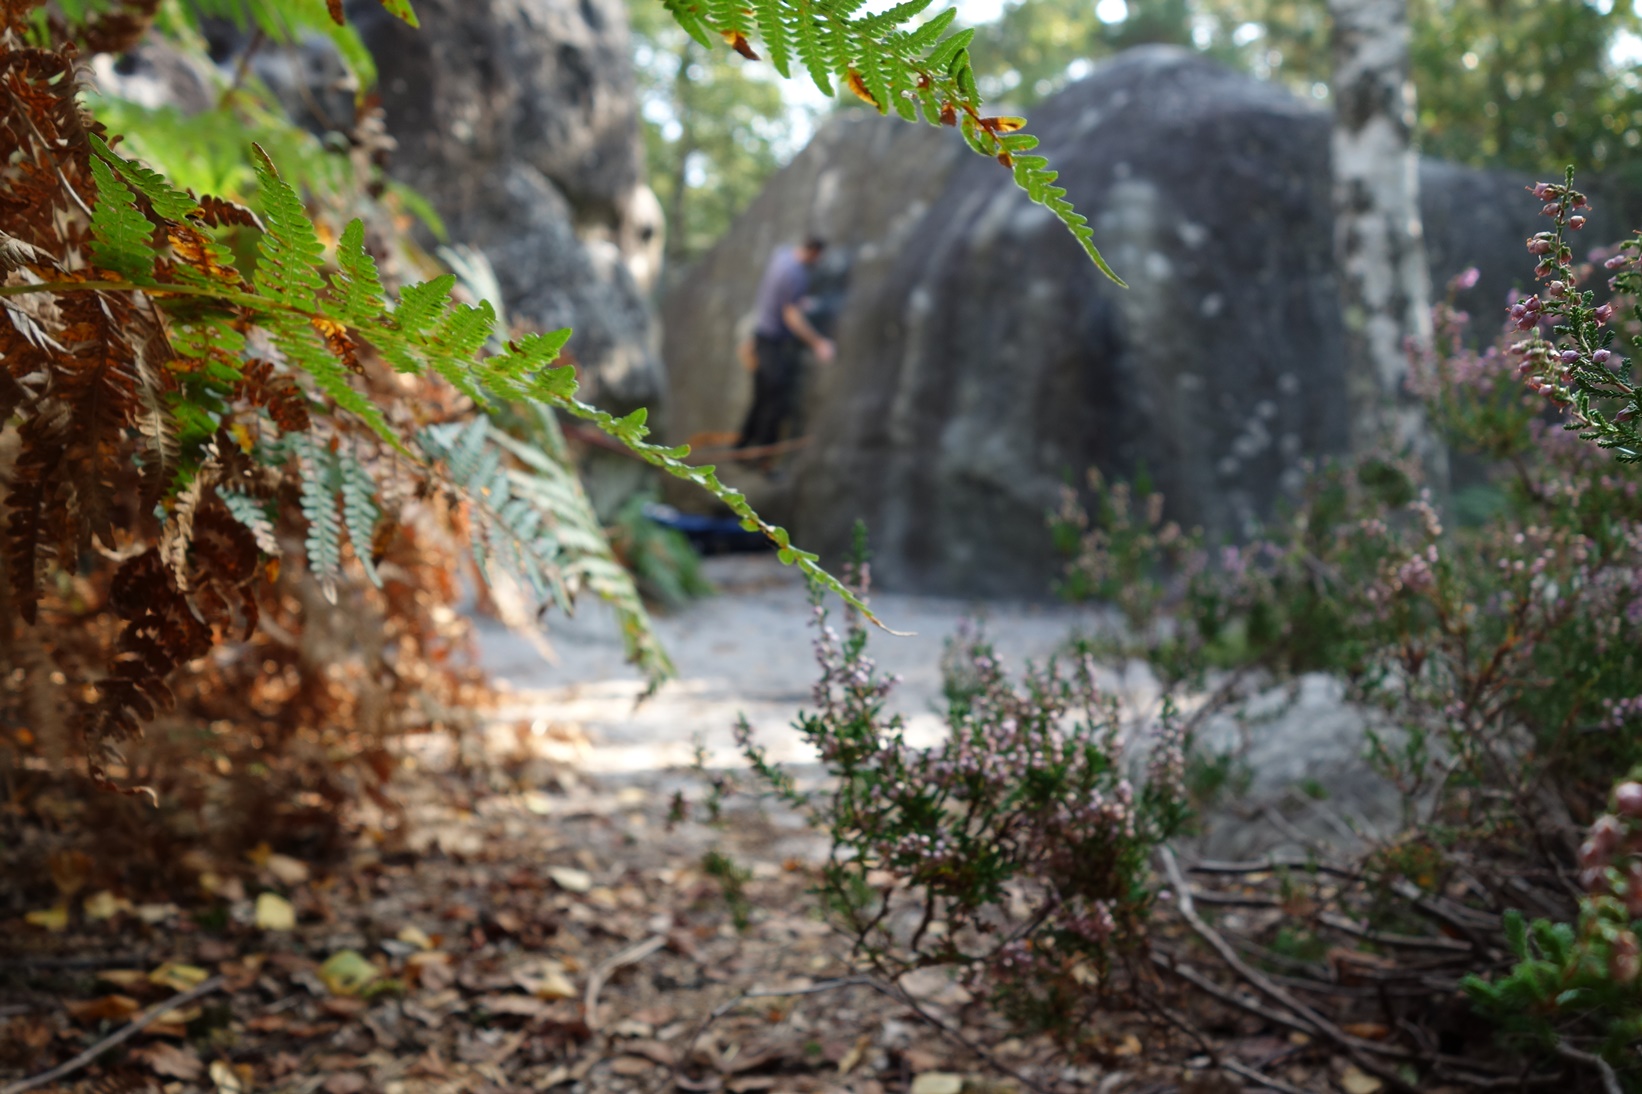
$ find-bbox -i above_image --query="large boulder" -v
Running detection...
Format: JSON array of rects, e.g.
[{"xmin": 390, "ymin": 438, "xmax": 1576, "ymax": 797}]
[
  {"xmin": 662, "ymin": 46, "xmax": 1613, "ymax": 596},
  {"xmin": 350, "ymin": 0, "xmax": 665, "ymax": 413}
]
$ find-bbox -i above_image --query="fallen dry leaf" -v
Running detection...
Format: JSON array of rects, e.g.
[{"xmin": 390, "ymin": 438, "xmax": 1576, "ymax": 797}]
[
  {"xmin": 322, "ymin": 1072, "xmax": 368, "ymax": 1094},
  {"xmin": 318, "ymin": 950, "xmax": 379, "ymax": 996},
  {"xmin": 513, "ymin": 958, "xmax": 576, "ymax": 1001},
  {"xmin": 255, "ymin": 891, "xmax": 297, "ymax": 931},
  {"xmin": 65, "ymin": 995, "xmax": 141, "ymax": 1024},
  {"xmin": 908, "ymin": 1075, "xmax": 965, "ymax": 1094},
  {"xmin": 477, "ymin": 993, "xmax": 549, "ymax": 1018},
  {"xmin": 548, "ymin": 865, "xmax": 593, "ymax": 893},
  {"xmin": 83, "ymin": 890, "xmax": 130, "ymax": 920},
  {"xmin": 149, "ymin": 962, "xmax": 210, "ymax": 991},
  {"xmin": 397, "ymin": 925, "xmax": 433, "ymax": 950},
  {"xmin": 264, "ymin": 853, "xmax": 310, "ymax": 885},
  {"xmin": 837, "ymin": 1033, "xmax": 872, "ymax": 1075},
  {"xmin": 1339, "ymin": 1066, "xmax": 1384, "ymax": 1094},
  {"xmin": 130, "ymin": 1041, "xmax": 204, "ymax": 1081},
  {"xmin": 209, "ymin": 1059, "xmax": 246, "ymax": 1094},
  {"xmin": 25, "ymin": 903, "xmax": 68, "ymax": 931}
]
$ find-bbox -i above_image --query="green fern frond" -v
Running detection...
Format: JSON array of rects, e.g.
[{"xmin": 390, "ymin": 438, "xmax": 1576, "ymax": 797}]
[
  {"xmin": 88, "ymin": 155, "xmax": 157, "ymax": 282},
  {"xmin": 260, "ymin": 310, "xmax": 399, "ymax": 447},
  {"xmin": 338, "ymin": 451, "xmax": 383, "ymax": 587},
  {"xmin": 92, "ymin": 136, "xmax": 201, "ymax": 222},
  {"xmin": 327, "ymin": 219, "xmax": 389, "ymax": 327},
  {"xmin": 249, "ymin": 144, "xmax": 326, "ymax": 310},
  {"xmin": 294, "ymin": 434, "xmax": 344, "ymax": 603}
]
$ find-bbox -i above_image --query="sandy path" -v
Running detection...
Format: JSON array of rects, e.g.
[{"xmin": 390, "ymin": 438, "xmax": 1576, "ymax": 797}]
[{"xmin": 476, "ymin": 554, "xmax": 1115, "ymax": 773}]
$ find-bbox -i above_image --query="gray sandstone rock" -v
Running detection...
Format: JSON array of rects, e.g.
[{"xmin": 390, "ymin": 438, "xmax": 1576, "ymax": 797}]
[
  {"xmin": 349, "ymin": 0, "xmax": 666, "ymax": 413},
  {"xmin": 662, "ymin": 46, "xmax": 1621, "ymax": 596}
]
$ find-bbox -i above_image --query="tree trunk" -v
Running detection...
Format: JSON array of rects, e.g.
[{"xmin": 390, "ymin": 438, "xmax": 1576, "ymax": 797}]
[
  {"xmin": 1329, "ymin": 0, "xmax": 1445, "ymax": 481},
  {"xmin": 664, "ymin": 38, "xmax": 699, "ymax": 265}
]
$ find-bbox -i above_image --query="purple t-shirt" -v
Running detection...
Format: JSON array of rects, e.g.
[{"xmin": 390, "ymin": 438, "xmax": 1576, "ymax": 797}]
[{"xmin": 753, "ymin": 247, "xmax": 809, "ymax": 339}]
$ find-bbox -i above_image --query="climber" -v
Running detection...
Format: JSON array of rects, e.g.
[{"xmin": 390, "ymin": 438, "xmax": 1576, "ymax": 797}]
[{"xmin": 735, "ymin": 237, "xmax": 834, "ymax": 454}]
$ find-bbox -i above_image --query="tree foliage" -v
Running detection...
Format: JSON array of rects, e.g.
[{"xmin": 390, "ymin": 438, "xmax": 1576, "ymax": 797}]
[
  {"xmin": 629, "ymin": 0, "xmax": 793, "ymax": 264},
  {"xmin": 969, "ymin": 0, "xmax": 1642, "ymax": 183}
]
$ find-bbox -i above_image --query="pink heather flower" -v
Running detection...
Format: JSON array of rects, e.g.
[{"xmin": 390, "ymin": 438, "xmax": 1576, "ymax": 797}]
[
  {"xmin": 1607, "ymin": 255, "xmax": 1629, "ymax": 269},
  {"xmin": 1549, "ymin": 281, "xmax": 1567, "ymax": 297},
  {"xmin": 1528, "ymin": 235, "xmax": 1554, "ymax": 255},
  {"xmin": 1569, "ymin": 215, "xmax": 1587, "ymax": 230},
  {"xmin": 1617, "ymin": 782, "xmax": 1642, "ymax": 818},
  {"xmin": 1531, "ymin": 182, "xmax": 1556, "ymax": 200},
  {"xmin": 1594, "ymin": 348, "xmax": 1612, "ymax": 364},
  {"xmin": 1560, "ymin": 349, "xmax": 1580, "ymax": 364},
  {"xmin": 1543, "ymin": 202, "xmax": 1562, "ymax": 217},
  {"xmin": 1455, "ymin": 266, "xmax": 1481, "ymax": 290},
  {"xmin": 1595, "ymin": 303, "xmax": 1616, "ymax": 324}
]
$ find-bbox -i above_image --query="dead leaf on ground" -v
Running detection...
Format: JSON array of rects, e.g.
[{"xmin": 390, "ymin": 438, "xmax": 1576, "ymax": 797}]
[
  {"xmin": 65, "ymin": 995, "xmax": 141, "ymax": 1024},
  {"xmin": 130, "ymin": 1041, "xmax": 204, "ymax": 1081},
  {"xmin": 210, "ymin": 1059, "xmax": 248, "ymax": 1094},
  {"xmin": 1339, "ymin": 1066, "xmax": 1384, "ymax": 1094},
  {"xmin": 25, "ymin": 903, "xmax": 68, "ymax": 931},
  {"xmin": 548, "ymin": 866, "xmax": 593, "ymax": 893},
  {"xmin": 264, "ymin": 853, "xmax": 310, "ymax": 885},
  {"xmin": 513, "ymin": 958, "xmax": 576, "ymax": 1000},
  {"xmin": 322, "ymin": 1072, "xmax": 368, "ymax": 1094},
  {"xmin": 478, "ymin": 993, "xmax": 549, "ymax": 1018},
  {"xmin": 318, "ymin": 950, "xmax": 380, "ymax": 996},
  {"xmin": 255, "ymin": 891, "xmax": 297, "ymax": 930},
  {"xmin": 149, "ymin": 962, "xmax": 210, "ymax": 991},
  {"xmin": 909, "ymin": 1075, "xmax": 965, "ymax": 1094}
]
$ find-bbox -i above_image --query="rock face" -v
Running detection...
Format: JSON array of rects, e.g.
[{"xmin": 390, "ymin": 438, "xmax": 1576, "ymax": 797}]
[
  {"xmin": 351, "ymin": 0, "xmax": 665, "ymax": 413},
  {"xmin": 662, "ymin": 46, "xmax": 1601, "ymax": 596}
]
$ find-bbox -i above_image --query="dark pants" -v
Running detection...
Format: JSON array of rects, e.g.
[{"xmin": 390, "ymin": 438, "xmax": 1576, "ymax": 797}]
[{"xmin": 736, "ymin": 335, "xmax": 802, "ymax": 449}]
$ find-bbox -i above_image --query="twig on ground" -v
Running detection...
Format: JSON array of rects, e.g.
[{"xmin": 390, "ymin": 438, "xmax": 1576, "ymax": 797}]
[
  {"xmin": 1187, "ymin": 857, "xmax": 1359, "ymax": 879},
  {"xmin": 1221, "ymin": 1059, "xmax": 1315, "ymax": 1094},
  {"xmin": 0, "ymin": 974, "xmax": 227, "ymax": 1094},
  {"xmin": 585, "ymin": 934, "xmax": 666, "ymax": 1032},
  {"xmin": 660, "ymin": 977, "xmax": 874, "ymax": 1094},
  {"xmin": 1315, "ymin": 911, "xmax": 1475, "ymax": 954},
  {"xmin": 1158, "ymin": 847, "xmax": 1420, "ymax": 1094},
  {"xmin": 1555, "ymin": 1039, "xmax": 1622, "ymax": 1094},
  {"xmin": 878, "ymin": 976, "xmax": 1056, "ymax": 1094}
]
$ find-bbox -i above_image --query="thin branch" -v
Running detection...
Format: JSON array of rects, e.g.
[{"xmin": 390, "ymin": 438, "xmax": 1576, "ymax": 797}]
[
  {"xmin": 1186, "ymin": 857, "xmax": 1361, "ymax": 879},
  {"xmin": 0, "ymin": 974, "xmax": 227, "ymax": 1094},
  {"xmin": 584, "ymin": 934, "xmax": 666, "ymax": 1032},
  {"xmin": 1315, "ymin": 911, "xmax": 1475, "ymax": 954},
  {"xmin": 1221, "ymin": 1059, "xmax": 1315, "ymax": 1094},
  {"xmin": 1158, "ymin": 847, "xmax": 1420, "ymax": 1094},
  {"xmin": 660, "ymin": 977, "xmax": 876, "ymax": 1094},
  {"xmin": 877, "ymin": 976, "xmax": 1055, "ymax": 1094},
  {"xmin": 1554, "ymin": 1039, "xmax": 1622, "ymax": 1094}
]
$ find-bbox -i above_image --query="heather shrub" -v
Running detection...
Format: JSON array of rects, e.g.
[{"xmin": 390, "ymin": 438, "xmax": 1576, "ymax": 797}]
[
  {"xmin": 1045, "ymin": 174, "xmax": 1642, "ymax": 1084},
  {"xmin": 736, "ymin": 539, "xmax": 1190, "ymax": 1044}
]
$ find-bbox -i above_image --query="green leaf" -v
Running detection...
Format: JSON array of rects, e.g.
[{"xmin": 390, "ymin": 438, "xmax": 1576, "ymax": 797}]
[
  {"xmin": 378, "ymin": 0, "xmax": 419, "ymax": 25},
  {"xmin": 1504, "ymin": 909, "xmax": 1528, "ymax": 960},
  {"xmin": 88, "ymin": 155, "xmax": 157, "ymax": 282}
]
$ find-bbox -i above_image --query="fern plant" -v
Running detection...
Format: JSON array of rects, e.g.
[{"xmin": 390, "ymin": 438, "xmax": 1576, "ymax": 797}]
[{"xmin": 1, "ymin": 0, "xmax": 907, "ymax": 771}]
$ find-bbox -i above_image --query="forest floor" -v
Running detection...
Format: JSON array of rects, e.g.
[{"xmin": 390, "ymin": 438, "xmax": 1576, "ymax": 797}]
[{"xmin": 2, "ymin": 558, "xmax": 1380, "ymax": 1094}]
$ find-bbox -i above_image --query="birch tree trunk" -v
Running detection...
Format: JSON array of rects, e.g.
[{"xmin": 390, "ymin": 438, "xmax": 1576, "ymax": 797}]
[{"xmin": 1330, "ymin": 0, "xmax": 1445, "ymax": 480}]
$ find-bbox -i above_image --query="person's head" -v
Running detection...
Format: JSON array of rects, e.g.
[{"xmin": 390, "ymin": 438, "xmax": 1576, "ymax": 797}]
[{"xmin": 798, "ymin": 237, "xmax": 826, "ymax": 264}]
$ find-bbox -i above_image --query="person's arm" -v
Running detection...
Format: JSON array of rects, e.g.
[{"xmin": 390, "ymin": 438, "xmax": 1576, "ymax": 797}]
[{"xmin": 782, "ymin": 302, "xmax": 835, "ymax": 362}]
